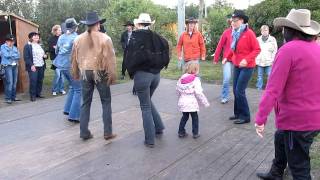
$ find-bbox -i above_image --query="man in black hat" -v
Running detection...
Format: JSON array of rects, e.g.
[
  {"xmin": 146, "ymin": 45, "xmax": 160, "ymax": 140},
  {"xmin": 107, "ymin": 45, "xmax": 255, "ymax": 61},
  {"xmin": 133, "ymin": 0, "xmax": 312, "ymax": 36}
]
[
  {"xmin": 120, "ymin": 21, "xmax": 134, "ymax": 80},
  {"xmin": 0, "ymin": 34, "xmax": 21, "ymax": 104},
  {"xmin": 73, "ymin": 11, "xmax": 117, "ymax": 141}
]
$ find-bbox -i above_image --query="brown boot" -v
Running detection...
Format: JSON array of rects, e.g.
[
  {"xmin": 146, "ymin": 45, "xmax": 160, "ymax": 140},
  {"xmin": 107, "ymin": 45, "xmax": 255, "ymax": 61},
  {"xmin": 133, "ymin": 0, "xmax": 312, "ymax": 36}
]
[{"xmin": 104, "ymin": 134, "xmax": 117, "ymax": 140}]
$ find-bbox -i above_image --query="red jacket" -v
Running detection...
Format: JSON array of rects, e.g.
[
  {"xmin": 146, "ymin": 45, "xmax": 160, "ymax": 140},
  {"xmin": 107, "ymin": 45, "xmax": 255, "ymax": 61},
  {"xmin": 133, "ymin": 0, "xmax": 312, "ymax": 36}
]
[
  {"xmin": 213, "ymin": 28, "xmax": 232, "ymax": 63},
  {"xmin": 227, "ymin": 28, "xmax": 261, "ymax": 68},
  {"xmin": 177, "ymin": 31, "xmax": 206, "ymax": 61}
]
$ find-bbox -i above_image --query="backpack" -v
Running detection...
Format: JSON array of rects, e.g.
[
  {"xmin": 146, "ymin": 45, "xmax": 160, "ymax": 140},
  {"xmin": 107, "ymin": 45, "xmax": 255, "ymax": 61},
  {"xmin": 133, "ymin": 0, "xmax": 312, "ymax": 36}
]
[{"xmin": 125, "ymin": 30, "xmax": 170, "ymax": 77}]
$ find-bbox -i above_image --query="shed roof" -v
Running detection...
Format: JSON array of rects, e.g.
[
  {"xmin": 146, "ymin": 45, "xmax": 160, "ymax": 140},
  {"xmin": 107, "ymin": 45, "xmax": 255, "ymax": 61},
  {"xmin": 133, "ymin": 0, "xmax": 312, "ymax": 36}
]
[{"xmin": 0, "ymin": 13, "xmax": 39, "ymax": 28}]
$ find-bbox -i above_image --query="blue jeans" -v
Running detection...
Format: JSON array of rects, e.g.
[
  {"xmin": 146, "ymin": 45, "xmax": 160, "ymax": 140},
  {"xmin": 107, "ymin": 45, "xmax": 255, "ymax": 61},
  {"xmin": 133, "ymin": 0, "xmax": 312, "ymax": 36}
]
[
  {"xmin": 134, "ymin": 71, "xmax": 165, "ymax": 145},
  {"xmin": 28, "ymin": 66, "xmax": 45, "ymax": 98},
  {"xmin": 60, "ymin": 69, "xmax": 72, "ymax": 85},
  {"xmin": 80, "ymin": 70, "xmax": 113, "ymax": 137},
  {"xmin": 233, "ymin": 67, "xmax": 254, "ymax": 120},
  {"xmin": 52, "ymin": 68, "xmax": 65, "ymax": 93},
  {"xmin": 64, "ymin": 80, "xmax": 81, "ymax": 120},
  {"xmin": 256, "ymin": 66, "xmax": 271, "ymax": 90},
  {"xmin": 221, "ymin": 61, "xmax": 233, "ymax": 101},
  {"xmin": 3, "ymin": 65, "xmax": 18, "ymax": 101}
]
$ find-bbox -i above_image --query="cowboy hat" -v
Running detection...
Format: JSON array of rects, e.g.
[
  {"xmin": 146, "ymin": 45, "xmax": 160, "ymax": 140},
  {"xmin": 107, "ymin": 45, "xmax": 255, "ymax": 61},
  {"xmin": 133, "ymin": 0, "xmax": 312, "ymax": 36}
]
[
  {"xmin": 5, "ymin": 34, "xmax": 15, "ymax": 41},
  {"xmin": 80, "ymin": 12, "xmax": 106, "ymax": 26},
  {"xmin": 185, "ymin": 17, "xmax": 198, "ymax": 24},
  {"xmin": 123, "ymin": 21, "xmax": 134, "ymax": 26},
  {"xmin": 134, "ymin": 13, "xmax": 155, "ymax": 25},
  {"xmin": 65, "ymin": 18, "xmax": 79, "ymax": 31},
  {"xmin": 274, "ymin": 9, "xmax": 320, "ymax": 35},
  {"xmin": 231, "ymin": 10, "xmax": 249, "ymax": 24}
]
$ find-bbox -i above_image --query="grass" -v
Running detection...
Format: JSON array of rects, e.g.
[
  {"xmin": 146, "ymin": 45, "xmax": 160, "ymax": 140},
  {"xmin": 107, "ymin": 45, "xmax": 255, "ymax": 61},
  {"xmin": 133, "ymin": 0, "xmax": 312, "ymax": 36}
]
[{"xmin": 311, "ymin": 135, "xmax": 320, "ymax": 169}]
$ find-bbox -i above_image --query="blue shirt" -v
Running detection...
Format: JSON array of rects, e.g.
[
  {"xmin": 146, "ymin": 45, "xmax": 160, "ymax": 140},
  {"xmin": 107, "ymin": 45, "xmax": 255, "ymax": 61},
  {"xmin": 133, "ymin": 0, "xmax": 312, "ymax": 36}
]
[
  {"xmin": 53, "ymin": 32, "xmax": 77, "ymax": 69},
  {"xmin": 0, "ymin": 43, "xmax": 20, "ymax": 65}
]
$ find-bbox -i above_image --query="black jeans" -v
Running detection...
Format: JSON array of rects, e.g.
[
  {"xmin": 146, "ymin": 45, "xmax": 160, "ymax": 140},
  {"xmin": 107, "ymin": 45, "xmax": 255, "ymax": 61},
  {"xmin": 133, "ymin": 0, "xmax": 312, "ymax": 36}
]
[
  {"xmin": 270, "ymin": 130, "xmax": 319, "ymax": 180},
  {"xmin": 121, "ymin": 50, "xmax": 127, "ymax": 76},
  {"xmin": 178, "ymin": 112, "xmax": 199, "ymax": 135},
  {"xmin": 28, "ymin": 66, "xmax": 45, "ymax": 98},
  {"xmin": 80, "ymin": 70, "xmax": 112, "ymax": 137}
]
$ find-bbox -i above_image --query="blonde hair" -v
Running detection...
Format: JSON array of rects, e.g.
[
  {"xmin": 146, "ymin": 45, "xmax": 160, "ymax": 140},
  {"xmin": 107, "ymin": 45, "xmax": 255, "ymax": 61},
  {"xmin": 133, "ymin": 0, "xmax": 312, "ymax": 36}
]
[
  {"xmin": 51, "ymin": 25, "xmax": 61, "ymax": 35},
  {"xmin": 260, "ymin": 25, "xmax": 269, "ymax": 31},
  {"xmin": 185, "ymin": 63, "xmax": 199, "ymax": 74}
]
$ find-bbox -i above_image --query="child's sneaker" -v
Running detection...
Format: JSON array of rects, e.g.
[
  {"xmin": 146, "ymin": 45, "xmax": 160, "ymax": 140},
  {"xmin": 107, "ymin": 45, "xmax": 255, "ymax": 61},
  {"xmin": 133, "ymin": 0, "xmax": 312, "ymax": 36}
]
[
  {"xmin": 193, "ymin": 134, "xmax": 200, "ymax": 139},
  {"xmin": 178, "ymin": 132, "xmax": 188, "ymax": 138}
]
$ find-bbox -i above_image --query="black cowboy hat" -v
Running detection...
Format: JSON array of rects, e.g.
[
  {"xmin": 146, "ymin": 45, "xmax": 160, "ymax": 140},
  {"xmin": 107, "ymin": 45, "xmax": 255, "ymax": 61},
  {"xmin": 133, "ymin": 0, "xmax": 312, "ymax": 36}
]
[
  {"xmin": 5, "ymin": 34, "xmax": 15, "ymax": 41},
  {"xmin": 232, "ymin": 10, "xmax": 249, "ymax": 24},
  {"xmin": 123, "ymin": 21, "xmax": 134, "ymax": 26},
  {"xmin": 28, "ymin": 32, "xmax": 40, "ymax": 39},
  {"xmin": 80, "ymin": 12, "xmax": 106, "ymax": 26},
  {"xmin": 185, "ymin": 17, "xmax": 198, "ymax": 24}
]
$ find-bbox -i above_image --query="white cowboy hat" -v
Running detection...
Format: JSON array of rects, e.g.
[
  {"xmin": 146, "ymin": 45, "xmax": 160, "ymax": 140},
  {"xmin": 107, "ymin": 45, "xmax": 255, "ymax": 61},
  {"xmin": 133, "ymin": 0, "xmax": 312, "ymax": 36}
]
[
  {"xmin": 273, "ymin": 9, "xmax": 320, "ymax": 35},
  {"xmin": 134, "ymin": 13, "xmax": 155, "ymax": 25}
]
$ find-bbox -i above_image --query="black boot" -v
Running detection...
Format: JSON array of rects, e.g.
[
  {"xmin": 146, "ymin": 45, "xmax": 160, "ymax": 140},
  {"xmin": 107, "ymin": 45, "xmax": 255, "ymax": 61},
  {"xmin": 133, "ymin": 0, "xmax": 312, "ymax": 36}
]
[{"xmin": 256, "ymin": 165, "xmax": 283, "ymax": 180}]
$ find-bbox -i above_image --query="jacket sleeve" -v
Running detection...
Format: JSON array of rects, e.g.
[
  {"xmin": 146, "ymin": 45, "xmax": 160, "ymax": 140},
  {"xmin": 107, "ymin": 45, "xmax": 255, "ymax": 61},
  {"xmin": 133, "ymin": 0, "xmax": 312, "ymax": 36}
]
[
  {"xmin": 213, "ymin": 31, "xmax": 227, "ymax": 62},
  {"xmin": 194, "ymin": 78, "xmax": 210, "ymax": 107},
  {"xmin": 176, "ymin": 34, "xmax": 184, "ymax": 58},
  {"xmin": 271, "ymin": 37, "xmax": 278, "ymax": 64},
  {"xmin": 71, "ymin": 41, "xmax": 80, "ymax": 80},
  {"xmin": 55, "ymin": 37, "xmax": 61, "ymax": 55},
  {"xmin": 12, "ymin": 47, "xmax": 20, "ymax": 61},
  {"xmin": 255, "ymin": 48, "xmax": 291, "ymax": 125},
  {"xmin": 48, "ymin": 37, "xmax": 55, "ymax": 53},
  {"xmin": 199, "ymin": 33, "xmax": 206, "ymax": 60},
  {"xmin": 120, "ymin": 32, "xmax": 126, "ymax": 50},
  {"xmin": 244, "ymin": 30, "xmax": 261, "ymax": 64},
  {"xmin": 23, "ymin": 44, "xmax": 33, "ymax": 67},
  {"xmin": 0, "ymin": 45, "xmax": 12, "ymax": 59}
]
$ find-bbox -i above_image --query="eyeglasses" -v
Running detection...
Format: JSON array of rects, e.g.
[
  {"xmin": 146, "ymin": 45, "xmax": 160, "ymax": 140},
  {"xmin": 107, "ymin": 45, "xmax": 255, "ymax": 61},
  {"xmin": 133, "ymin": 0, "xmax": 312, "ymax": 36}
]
[{"xmin": 231, "ymin": 18, "xmax": 240, "ymax": 23}]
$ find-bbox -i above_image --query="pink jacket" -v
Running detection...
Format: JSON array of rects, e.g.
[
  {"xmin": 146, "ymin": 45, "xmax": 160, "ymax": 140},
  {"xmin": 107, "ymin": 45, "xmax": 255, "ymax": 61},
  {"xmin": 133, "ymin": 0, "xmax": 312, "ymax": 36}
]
[
  {"xmin": 255, "ymin": 40, "xmax": 320, "ymax": 131},
  {"xmin": 176, "ymin": 74, "xmax": 210, "ymax": 112}
]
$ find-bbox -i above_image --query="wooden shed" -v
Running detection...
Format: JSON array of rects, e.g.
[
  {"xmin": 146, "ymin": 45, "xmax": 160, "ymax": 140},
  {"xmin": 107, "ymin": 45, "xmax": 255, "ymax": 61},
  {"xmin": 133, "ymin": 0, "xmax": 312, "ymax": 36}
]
[{"xmin": 0, "ymin": 13, "xmax": 39, "ymax": 93}]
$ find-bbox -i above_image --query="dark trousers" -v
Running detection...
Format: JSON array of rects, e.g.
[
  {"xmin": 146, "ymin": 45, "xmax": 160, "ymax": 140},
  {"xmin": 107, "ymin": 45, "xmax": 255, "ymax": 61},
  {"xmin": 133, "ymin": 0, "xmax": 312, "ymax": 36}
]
[
  {"xmin": 121, "ymin": 50, "xmax": 127, "ymax": 76},
  {"xmin": 270, "ymin": 130, "xmax": 319, "ymax": 180},
  {"xmin": 233, "ymin": 67, "xmax": 254, "ymax": 120},
  {"xmin": 178, "ymin": 112, "xmax": 199, "ymax": 135},
  {"xmin": 134, "ymin": 71, "xmax": 164, "ymax": 144},
  {"xmin": 28, "ymin": 66, "xmax": 45, "ymax": 98},
  {"xmin": 80, "ymin": 70, "xmax": 112, "ymax": 137}
]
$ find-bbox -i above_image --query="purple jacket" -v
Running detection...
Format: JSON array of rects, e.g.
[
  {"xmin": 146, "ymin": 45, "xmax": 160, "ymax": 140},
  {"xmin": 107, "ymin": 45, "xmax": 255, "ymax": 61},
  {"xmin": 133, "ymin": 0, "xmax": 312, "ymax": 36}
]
[{"xmin": 255, "ymin": 40, "xmax": 320, "ymax": 131}]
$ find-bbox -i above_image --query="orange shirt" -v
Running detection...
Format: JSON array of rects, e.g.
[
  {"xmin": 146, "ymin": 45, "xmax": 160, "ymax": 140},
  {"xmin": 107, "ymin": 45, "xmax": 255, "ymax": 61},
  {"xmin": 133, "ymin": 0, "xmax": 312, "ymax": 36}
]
[{"xmin": 177, "ymin": 31, "xmax": 206, "ymax": 61}]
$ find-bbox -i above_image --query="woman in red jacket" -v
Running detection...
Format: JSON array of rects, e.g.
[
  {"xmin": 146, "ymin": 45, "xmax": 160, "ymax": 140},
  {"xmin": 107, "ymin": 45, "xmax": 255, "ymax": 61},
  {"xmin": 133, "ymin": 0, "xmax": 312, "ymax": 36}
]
[
  {"xmin": 228, "ymin": 10, "xmax": 261, "ymax": 124},
  {"xmin": 177, "ymin": 17, "xmax": 206, "ymax": 67}
]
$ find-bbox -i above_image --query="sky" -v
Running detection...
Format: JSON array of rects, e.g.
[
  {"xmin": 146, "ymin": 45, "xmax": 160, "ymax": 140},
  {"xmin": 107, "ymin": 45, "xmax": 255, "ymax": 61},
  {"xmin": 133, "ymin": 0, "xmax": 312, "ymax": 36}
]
[{"xmin": 151, "ymin": 0, "xmax": 264, "ymax": 9}]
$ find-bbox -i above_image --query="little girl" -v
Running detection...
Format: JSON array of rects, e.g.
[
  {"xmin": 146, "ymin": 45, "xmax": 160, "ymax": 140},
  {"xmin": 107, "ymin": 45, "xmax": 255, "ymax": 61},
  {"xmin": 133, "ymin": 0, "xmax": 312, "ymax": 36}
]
[{"xmin": 176, "ymin": 63, "xmax": 210, "ymax": 138}]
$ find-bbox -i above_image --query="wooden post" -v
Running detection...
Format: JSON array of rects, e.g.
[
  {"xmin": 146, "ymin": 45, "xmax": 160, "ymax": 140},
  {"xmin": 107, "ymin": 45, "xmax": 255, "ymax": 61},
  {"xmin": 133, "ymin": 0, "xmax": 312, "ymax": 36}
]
[
  {"xmin": 177, "ymin": 0, "xmax": 185, "ymax": 68},
  {"xmin": 199, "ymin": 0, "xmax": 204, "ymax": 32}
]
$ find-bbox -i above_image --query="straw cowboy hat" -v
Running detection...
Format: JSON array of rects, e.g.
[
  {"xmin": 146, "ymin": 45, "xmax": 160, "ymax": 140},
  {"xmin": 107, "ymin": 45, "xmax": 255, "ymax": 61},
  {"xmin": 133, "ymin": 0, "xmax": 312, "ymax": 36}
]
[
  {"xmin": 133, "ymin": 13, "xmax": 155, "ymax": 25},
  {"xmin": 274, "ymin": 9, "xmax": 320, "ymax": 35}
]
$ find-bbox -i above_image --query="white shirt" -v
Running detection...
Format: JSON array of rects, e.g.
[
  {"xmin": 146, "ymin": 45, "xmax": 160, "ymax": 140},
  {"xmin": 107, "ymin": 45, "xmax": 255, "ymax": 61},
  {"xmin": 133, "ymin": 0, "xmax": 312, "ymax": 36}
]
[{"xmin": 31, "ymin": 43, "xmax": 45, "ymax": 67}]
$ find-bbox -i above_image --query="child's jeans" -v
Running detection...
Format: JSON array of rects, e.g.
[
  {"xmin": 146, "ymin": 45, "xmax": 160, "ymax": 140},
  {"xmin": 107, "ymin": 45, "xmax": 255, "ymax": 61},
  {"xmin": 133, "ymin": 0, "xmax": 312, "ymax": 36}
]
[{"xmin": 178, "ymin": 112, "xmax": 199, "ymax": 135}]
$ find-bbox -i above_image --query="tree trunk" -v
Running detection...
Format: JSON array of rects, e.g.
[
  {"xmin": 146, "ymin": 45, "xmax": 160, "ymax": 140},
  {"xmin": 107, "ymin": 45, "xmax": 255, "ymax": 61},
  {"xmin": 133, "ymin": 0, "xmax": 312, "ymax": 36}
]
[{"xmin": 198, "ymin": 0, "xmax": 204, "ymax": 32}]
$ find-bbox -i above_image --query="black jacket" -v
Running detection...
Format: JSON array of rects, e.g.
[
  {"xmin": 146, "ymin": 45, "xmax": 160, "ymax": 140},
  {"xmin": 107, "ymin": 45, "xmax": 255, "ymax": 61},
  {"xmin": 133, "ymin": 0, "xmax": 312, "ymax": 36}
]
[
  {"xmin": 120, "ymin": 30, "xmax": 131, "ymax": 50},
  {"xmin": 125, "ymin": 29, "xmax": 163, "ymax": 78},
  {"xmin": 48, "ymin": 35, "xmax": 59, "ymax": 60},
  {"xmin": 23, "ymin": 43, "xmax": 33, "ymax": 71}
]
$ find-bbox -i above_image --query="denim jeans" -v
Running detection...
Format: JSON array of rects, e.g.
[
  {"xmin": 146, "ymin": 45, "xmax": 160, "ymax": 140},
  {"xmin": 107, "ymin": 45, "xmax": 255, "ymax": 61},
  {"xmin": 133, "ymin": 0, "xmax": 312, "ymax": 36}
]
[
  {"xmin": 28, "ymin": 66, "xmax": 45, "ymax": 98},
  {"xmin": 270, "ymin": 130, "xmax": 319, "ymax": 180},
  {"xmin": 60, "ymin": 69, "xmax": 72, "ymax": 85},
  {"xmin": 134, "ymin": 71, "xmax": 164, "ymax": 145},
  {"xmin": 221, "ymin": 61, "xmax": 233, "ymax": 101},
  {"xmin": 3, "ymin": 65, "xmax": 18, "ymax": 101},
  {"xmin": 80, "ymin": 70, "xmax": 112, "ymax": 137},
  {"xmin": 178, "ymin": 112, "xmax": 199, "ymax": 135},
  {"xmin": 52, "ymin": 68, "xmax": 65, "ymax": 93},
  {"xmin": 256, "ymin": 65, "xmax": 271, "ymax": 90},
  {"xmin": 64, "ymin": 80, "xmax": 81, "ymax": 120},
  {"xmin": 233, "ymin": 67, "xmax": 254, "ymax": 120}
]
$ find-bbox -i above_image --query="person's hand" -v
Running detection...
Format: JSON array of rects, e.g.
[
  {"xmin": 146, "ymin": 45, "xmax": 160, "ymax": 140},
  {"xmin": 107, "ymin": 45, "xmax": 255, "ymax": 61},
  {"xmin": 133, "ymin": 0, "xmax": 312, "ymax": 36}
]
[
  {"xmin": 53, "ymin": 45, "xmax": 57, "ymax": 49},
  {"xmin": 239, "ymin": 59, "xmax": 248, "ymax": 67},
  {"xmin": 31, "ymin": 65, "xmax": 36, "ymax": 72},
  {"xmin": 222, "ymin": 58, "xmax": 228, "ymax": 65},
  {"xmin": 213, "ymin": 61, "xmax": 218, "ymax": 65},
  {"xmin": 107, "ymin": 73, "xmax": 116, "ymax": 85},
  {"xmin": 178, "ymin": 56, "xmax": 183, "ymax": 61},
  {"xmin": 201, "ymin": 57, "xmax": 206, "ymax": 61},
  {"xmin": 255, "ymin": 123, "xmax": 265, "ymax": 138},
  {"xmin": 43, "ymin": 54, "xmax": 48, "ymax": 59}
]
